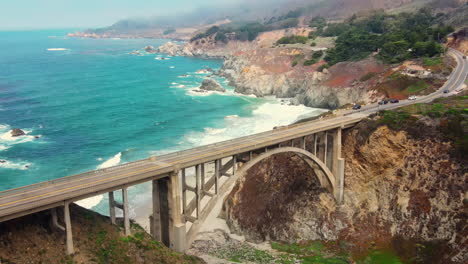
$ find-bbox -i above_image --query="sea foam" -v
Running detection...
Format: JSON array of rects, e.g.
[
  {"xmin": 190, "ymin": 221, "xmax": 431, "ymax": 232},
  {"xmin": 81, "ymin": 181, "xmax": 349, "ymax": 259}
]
[
  {"xmin": 97, "ymin": 152, "xmax": 122, "ymax": 170},
  {"xmin": 0, "ymin": 159, "xmax": 31, "ymax": 170}
]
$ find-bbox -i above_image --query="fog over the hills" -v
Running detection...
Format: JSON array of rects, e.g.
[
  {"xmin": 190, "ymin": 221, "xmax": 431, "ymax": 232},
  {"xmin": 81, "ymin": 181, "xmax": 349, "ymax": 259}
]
[{"xmin": 102, "ymin": 0, "xmax": 318, "ymax": 30}]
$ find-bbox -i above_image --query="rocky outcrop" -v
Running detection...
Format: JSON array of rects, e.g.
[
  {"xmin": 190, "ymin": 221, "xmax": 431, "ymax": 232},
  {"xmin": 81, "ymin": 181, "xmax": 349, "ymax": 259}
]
[
  {"xmin": 219, "ymin": 51, "xmax": 384, "ymax": 109},
  {"xmin": 10, "ymin": 128, "xmax": 26, "ymax": 137},
  {"xmin": 144, "ymin": 45, "xmax": 157, "ymax": 53},
  {"xmin": 199, "ymin": 79, "xmax": 225, "ymax": 92},
  {"xmin": 156, "ymin": 42, "xmax": 192, "ymax": 56},
  {"xmin": 224, "ymin": 111, "xmax": 467, "ymax": 263}
]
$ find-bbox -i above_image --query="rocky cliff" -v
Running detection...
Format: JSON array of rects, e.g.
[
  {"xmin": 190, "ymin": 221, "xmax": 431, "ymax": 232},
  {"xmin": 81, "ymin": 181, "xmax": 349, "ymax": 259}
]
[
  {"xmin": 158, "ymin": 32, "xmax": 387, "ymax": 109},
  {"xmin": 223, "ymin": 95, "xmax": 468, "ymax": 263}
]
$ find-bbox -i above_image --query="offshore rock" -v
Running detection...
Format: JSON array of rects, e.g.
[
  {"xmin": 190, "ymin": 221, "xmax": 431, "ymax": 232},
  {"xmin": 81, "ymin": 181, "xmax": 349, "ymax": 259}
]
[
  {"xmin": 199, "ymin": 79, "xmax": 225, "ymax": 92},
  {"xmin": 144, "ymin": 46, "xmax": 157, "ymax": 53},
  {"xmin": 10, "ymin": 128, "xmax": 26, "ymax": 137}
]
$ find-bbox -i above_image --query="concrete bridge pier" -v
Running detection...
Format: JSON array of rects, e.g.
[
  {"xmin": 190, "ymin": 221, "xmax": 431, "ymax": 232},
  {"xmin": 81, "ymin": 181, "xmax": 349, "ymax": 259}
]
[
  {"xmin": 150, "ymin": 172, "xmax": 186, "ymax": 252},
  {"xmin": 64, "ymin": 201, "xmax": 74, "ymax": 255},
  {"xmin": 108, "ymin": 189, "xmax": 130, "ymax": 236},
  {"xmin": 332, "ymin": 128, "xmax": 345, "ymax": 204}
]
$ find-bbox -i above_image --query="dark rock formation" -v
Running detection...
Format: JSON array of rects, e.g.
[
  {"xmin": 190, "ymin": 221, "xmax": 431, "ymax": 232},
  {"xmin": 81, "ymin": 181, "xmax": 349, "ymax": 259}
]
[
  {"xmin": 200, "ymin": 79, "xmax": 225, "ymax": 92},
  {"xmin": 10, "ymin": 128, "xmax": 26, "ymax": 137},
  {"xmin": 144, "ymin": 46, "xmax": 157, "ymax": 53}
]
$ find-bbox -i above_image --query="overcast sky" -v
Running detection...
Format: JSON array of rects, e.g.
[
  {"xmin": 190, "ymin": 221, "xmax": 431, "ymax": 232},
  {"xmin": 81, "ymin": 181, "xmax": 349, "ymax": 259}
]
[{"xmin": 0, "ymin": 0, "xmax": 244, "ymax": 29}]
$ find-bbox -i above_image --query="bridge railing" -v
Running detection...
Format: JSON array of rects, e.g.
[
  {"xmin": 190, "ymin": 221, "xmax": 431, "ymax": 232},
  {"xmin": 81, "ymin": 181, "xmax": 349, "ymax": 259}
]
[{"xmin": 0, "ymin": 123, "xmax": 287, "ymax": 197}]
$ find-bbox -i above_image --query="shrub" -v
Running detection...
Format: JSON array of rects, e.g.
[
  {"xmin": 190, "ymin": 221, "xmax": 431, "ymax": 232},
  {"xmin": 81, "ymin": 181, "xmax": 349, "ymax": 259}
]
[
  {"xmin": 317, "ymin": 64, "xmax": 330, "ymax": 72},
  {"xmin": 276, "ymin": 35, "xmax": 308, "ymax": 45}
]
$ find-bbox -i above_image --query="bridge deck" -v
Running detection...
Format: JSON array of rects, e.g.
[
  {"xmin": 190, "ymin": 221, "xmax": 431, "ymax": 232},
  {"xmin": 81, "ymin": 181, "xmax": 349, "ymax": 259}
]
[{"xmin": 0, "ymin": 115, "xmax": 364, "ymax": 222}]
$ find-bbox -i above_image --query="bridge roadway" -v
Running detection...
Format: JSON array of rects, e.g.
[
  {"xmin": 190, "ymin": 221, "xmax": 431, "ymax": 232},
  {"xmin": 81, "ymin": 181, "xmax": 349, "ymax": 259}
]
[
  {"xmin": 0, "ymin": 49, "xmax": 466, "ymax": 224},
  {"xmin": 0, "ymin": 114, "xmax": 364, "ymax": 222}
]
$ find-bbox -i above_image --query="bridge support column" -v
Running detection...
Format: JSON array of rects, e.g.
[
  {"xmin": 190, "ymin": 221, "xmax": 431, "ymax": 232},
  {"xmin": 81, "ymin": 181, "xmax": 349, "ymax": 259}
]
[
  {"xmin": 215, "ymin": 159, "xmax": 220, "ymax": 194},
  {"xmin": 51, "ymin": 208, "xmax": 65, "ymax": 231},
  {"xmin": 232, "ymin": 155, "xmax": 237, "ymax": 175},
  {"xmin": 317, "ymin": 132, "xmax": 327, "ymax": 164},
  {"xmin": 195, "ymin": 165, "xmax": 201, "ymax": 219},
  {"xmin": 151, "ymin": 179, "xmax": 162, "ymax": 241},
  {"xmin": 332, "ymin": 128, "xmax": 344, "ymax": 204},
  {"xmin": 122, "ymin": 188, "xmax": 131, "ymax": 236},
  {"xmin": 64, "ymin": 201, "xmax": 74, "ymax": 255},
  {"xmin": 314, "ymin": 134, "xmax": 317, "ymax": 155},
  {"xmin": 109, "ymin": 191, "xmax": 116, "ymax": 225},
  {"xmin": 169, "ymin": 171, "xmax": 186, "ymax": 252}
]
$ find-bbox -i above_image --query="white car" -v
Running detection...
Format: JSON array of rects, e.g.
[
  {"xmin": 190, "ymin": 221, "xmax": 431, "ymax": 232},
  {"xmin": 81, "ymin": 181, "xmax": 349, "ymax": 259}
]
[{"xmin": 408, "ymin": 95, "xmax": 417, "ymax": 100}]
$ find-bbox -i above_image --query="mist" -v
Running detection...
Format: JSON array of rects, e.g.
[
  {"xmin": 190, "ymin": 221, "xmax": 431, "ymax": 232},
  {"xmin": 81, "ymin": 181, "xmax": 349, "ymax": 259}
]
[{"xmin": 103, "ymin": 0, "xmax": 319, "ymax": 30}]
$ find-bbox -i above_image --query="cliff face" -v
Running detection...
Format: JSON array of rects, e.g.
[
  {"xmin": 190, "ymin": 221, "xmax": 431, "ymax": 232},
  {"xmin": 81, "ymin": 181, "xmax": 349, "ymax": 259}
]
[
  {"xmin": 223, "ymin": 102, "xmax": 467, "ymax": 263},
  {"xmin": 158, "ymin": 32, "xmax": 386, "ymax": 109},
  {"xmin": 220, "ymin": 52, "xmax": 386, "ymax": 108}
]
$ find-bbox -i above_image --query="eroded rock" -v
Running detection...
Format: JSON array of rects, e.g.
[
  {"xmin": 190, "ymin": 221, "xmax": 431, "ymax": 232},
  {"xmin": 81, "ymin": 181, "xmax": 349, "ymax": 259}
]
[
  {"xmin": 200, "ymin": 79, "xmax": 225, "ymax": 92},
  {"xmin": 11, "ymin": 128, "xmax": 26, "ymax": 137}
]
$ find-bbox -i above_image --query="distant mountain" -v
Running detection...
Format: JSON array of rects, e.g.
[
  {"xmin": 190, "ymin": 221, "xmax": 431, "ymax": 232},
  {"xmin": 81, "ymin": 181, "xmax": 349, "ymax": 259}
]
[{"xmin": 78, "ymin": 0, "xmax": 465, "ymax": 39}]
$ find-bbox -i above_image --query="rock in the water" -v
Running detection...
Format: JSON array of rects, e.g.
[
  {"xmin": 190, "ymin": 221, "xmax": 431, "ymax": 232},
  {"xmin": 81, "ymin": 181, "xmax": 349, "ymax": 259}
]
[
  {"xmin": 0, "ymin": 160, "xmax": 6, "ymax": 163},
  {"xmin": 144, "ymin": 46, "xmax": 157, "ymax": 53},
  {"xmin": 200, "ymin": 79, "xmax": 226, "ymax": 92},
  {"xmin": 157, "ymin": 42, "xmax": 181, "ymax": 56},
  {"xmin": 11, "ymin": 128, "xmax": 26, "ymax": 137}
]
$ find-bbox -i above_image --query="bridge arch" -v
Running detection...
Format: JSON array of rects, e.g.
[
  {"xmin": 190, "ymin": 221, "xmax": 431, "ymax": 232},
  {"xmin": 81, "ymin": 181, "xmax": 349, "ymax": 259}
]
[{"xmin": 236, "ymin": 147, "xmax": 336, "ymax": 194}]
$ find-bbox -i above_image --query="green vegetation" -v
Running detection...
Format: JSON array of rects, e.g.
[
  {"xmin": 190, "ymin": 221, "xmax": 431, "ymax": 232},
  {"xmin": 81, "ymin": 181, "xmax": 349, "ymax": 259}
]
[
  {"xmin": 378, "ymin": 111, "xmax": 414, "ymax": 130},
  {"xmin": 379, "ymin": 73, "xmax": 433, "ymax": 97},
  {"xmin": 276, "ymin": 35, "xmax": 308, "ymax": 45},
  {"xmin": 407, "ymin": 81, "xmax": 429, "ymax": 93},
  {"xmin": 304, "ymin": 51, "xmax": 324, "ymax": 66},
  {"xmin": 356, "ymin": 250, "xmax": 404, "ymax": 264},
  {"xmin": 163, "ymin": 28, "xmax": 176, "ymax": 35},
  {"xmin": 321, "ymin": 9, "xmax": 454, "ymax": 65},
  {"xmin": 317, "ymin": 63, "xmax": 330, "ymax": 72},
  {"xmin": 292, "ymin": 54, "xmax": 305, "ymax": 67},
  {"xmin": 422, "ymin": 57, "xmax": 443, "ymax": 66},
  {"xmin": 271, "ymin": 241, "xmax": 349, "ymax": 264},
  {"xmin": 192, "ymin": 10, "xmax": 301, "ymax": 43},
  {"xmin": 210, "ymin": 245, "xmax": 278, "ymax": 264},
  {"xmin": 309, "ymin": 17, "xmax": 327, "ymax": 30}
]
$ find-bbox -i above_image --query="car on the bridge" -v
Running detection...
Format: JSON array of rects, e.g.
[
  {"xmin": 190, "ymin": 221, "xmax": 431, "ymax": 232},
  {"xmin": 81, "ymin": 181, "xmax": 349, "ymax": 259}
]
[
  {"xmin": 378, "ymin": 99, "xmax": 388, "ymax": 105},
  {"xmin": 408, "ymin": 95, "xmax": 417, "ymax": 100},
  {"xmin": 352, "ymin": 104, "xmax": 362, "ymax": 110},
  {"xmin": 443, "ymin": 89, "xmax": 450, "ymax": 94},
  {"xmin": 390, "ymin": 99, "xmax": 399, "ymax": 103}
]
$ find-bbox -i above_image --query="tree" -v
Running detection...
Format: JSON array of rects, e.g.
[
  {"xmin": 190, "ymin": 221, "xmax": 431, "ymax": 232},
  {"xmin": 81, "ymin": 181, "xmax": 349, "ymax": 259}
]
[{"xmin": 379, "ymin": 40, "xmax": 410, "ymax": 63}]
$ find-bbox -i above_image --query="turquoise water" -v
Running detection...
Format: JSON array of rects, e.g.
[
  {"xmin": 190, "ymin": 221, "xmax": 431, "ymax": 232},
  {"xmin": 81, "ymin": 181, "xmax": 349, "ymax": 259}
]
[{"xmin": 0, "ymin": 30, "xmax": 322, "ymax": 203}]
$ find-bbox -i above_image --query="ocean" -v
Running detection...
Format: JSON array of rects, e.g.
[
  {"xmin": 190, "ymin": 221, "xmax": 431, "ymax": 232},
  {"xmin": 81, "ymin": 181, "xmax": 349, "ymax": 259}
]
[{"xmin": 0, "ymin": 29, "xmax": 325, "ymax": 214}]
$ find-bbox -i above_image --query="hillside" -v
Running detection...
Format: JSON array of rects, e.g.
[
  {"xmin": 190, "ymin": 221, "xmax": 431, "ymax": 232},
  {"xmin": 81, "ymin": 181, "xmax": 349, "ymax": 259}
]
[
  {"xmin": 0, "ymin": 204, "xmax": 204, "ymax": 264},
  {"xmin": 221, "ymin": 93, "xmax": 468, "ymax": 263},
  {"xmin": 69, "ymin": 0, "xmax": 464, "ymax": 40}
]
